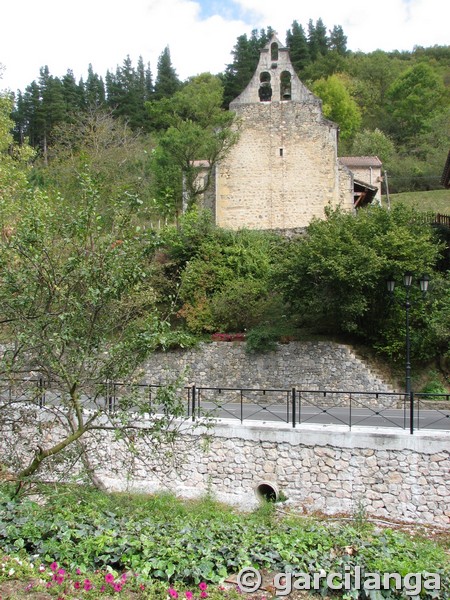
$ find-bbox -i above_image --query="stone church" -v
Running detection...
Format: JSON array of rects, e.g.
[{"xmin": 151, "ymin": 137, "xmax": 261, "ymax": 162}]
[{"xmin": 199, "ymin": 35, "xmax": 380, "ymax": 230}]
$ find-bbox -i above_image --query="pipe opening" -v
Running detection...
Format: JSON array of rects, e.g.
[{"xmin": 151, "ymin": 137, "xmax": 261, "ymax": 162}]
[{"xmin": 255, "ymin": 481, "xmax": 279, "ymax": 503}]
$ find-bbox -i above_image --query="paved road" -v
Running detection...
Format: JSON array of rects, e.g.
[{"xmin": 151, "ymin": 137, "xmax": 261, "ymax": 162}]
[
  {"xmin": 193, "ymin": 401, "xmax": 450, "ymax": 431},
  {"xmin": 7, "ymin": 388, "xmax": 450, "ymax": 431}
]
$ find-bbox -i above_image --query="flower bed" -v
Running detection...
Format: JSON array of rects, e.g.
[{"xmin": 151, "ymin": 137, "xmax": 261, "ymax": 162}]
[{"xmin": 211, "ymin": 333, "xmax": 246, "ymax": 342}]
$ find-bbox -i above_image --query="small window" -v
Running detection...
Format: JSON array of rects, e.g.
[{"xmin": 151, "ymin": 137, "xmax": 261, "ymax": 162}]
[{"xmin": 279, "ymin": 148, "xmax": 284, "ymax": 157}]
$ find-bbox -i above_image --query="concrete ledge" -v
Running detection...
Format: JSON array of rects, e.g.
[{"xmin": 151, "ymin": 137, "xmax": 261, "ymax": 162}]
[{"xmin": 186, "ymin": 418, "xmax": 450, "ymax": 454}]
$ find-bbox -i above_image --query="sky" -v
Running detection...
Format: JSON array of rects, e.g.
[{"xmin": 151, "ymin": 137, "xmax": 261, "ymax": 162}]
[{"xmin": 1, "ymin": 0, "xmax": 449, "ymax": 94}]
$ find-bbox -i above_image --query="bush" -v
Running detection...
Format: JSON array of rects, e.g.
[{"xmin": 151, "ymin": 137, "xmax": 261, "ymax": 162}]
[{"xmin": 245, "ymin": 325, "xmax": 280, "ymax": 354}]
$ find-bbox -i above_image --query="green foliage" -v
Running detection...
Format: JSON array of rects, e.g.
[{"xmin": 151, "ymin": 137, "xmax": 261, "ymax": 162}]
[
  {"xmin": 387, "ymin": 62, "xmax": 447, "ymax": 148},
  {"xmin": 275, "ymin": 205, "xmax": 446, "ymax": 364},
  {"xmin": 221, "ymin": 28, "xmax": 274, "ymax": 107},
  {"xmin": 245, "ymin": 326, "xmax": 280, "ymax": 354},
  {"xmin": 351, "ymin": 128, "xmax": 396, "ymax": 170},
  {"xmin": 386, "ymin": 189, "xmax": 450, "ymax": 215},
  {"xmin": 0, "ymin": 93, "xmax": 34, "ymax": 218},
  {"xmin": 105, "ymin": 55, "xmax": 154, "ymax": 130},
  {"xmin": 286, "ymin": 21, "xmax": 310, "ymax": 74},
  {"xmin": 419, "ymin": 371, "xmax": 449, "ymax": 397},
  {"xmin": 148, "ymin": 74, "xmax": 238, "ymax": 216},
  {"xmin": 0, "ymin": 488, "xmax": 448, "ymax": 598},
  {"xmin": 0, "ymin": 170, "xmax": 197, "ymax": 484},
  {"xmin": 312, "ymin": 74, "xmax": 362, "ymax": 142},
  {"xmin": 41, "ymin": 108, "xmax": 156, "ymax": 223},
  {"xmin": 173, "ymin": 220, "xmax": 287, "ymax": 334},
  {"xmin": 154, "ymin": 46, "xmax": 181, "ymax": 100}
]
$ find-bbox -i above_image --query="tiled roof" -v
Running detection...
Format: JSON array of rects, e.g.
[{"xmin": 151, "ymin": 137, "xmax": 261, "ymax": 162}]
[{"xmin": 339, "ymin": 156, "xmax": 383, "ymax": 167}]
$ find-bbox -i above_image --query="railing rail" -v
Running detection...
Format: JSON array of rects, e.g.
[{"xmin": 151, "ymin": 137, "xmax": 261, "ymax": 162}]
[{"xmin": 1, "ymin": 378, "xmax": 449, "ymax": 433}]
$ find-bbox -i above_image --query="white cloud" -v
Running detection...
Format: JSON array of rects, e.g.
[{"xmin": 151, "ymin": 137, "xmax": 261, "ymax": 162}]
[{"xmin": 0, "ymin": 0, "xmax": 448, "ymax": 94}]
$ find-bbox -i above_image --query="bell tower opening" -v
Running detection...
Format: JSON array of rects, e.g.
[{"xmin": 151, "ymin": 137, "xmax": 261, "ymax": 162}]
[
  {"xmin": 280, "ymin": 71, "xmax": 292, "ymax": 100},
  {"xmin": 259, "ymin": 71, "xmax": 272, "ymax": 102},
  {"xmin": 271, "ymin": 42, "xmax": 279, "ymax": 61}
]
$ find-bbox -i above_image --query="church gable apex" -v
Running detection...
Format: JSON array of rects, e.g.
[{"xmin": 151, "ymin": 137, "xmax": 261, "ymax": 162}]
[{"xmin": 230, "ymin": 34, "xmax": 319, "ymax": 107}]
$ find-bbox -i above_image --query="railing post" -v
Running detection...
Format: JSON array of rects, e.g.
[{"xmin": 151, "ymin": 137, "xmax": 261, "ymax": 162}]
[
  {"xmin": 191, "ymin": 384, "xmax": 196, "ymax": 422},
  {"xmin": 38, "ymin": 377, "xmax": 45, "ymax": 408},
  {"xmin": 349, "ymin": 393, "xmax": 352, "ymax": 430},
  {"xmin": 292, "ymin": 387, "xmax": 296, "ymax": 428},
  {"xmin": 410, "ymin": 390, "xmax": 414, "ymax": 434}
]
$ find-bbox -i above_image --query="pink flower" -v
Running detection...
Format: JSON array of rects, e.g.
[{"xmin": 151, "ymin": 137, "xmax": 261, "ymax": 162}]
[
  {"xmin": 200, "ymin": 592, "xmax": 208, "ymax": 599},
  {"xmin": 100, "ymin": 585, "xmax": 106, "ymax": 592},
  {"xmin": 57, "ymin": 568, "xmax": 66, "ymax": 575},
  {"xmin": 83, "ymin": 578, "xmax": 93, "ymax": 591},
  {"xmin": 113, "ymin": 582, "xmax": 123, "ymax": 592},
  {"xmin": 139, "ymin": 584, "xmax": 146, "ymax": 591},
  {"xmin": 121, "ymin": 573, "xmax": 128, "ymax": 582},
  {"xmin": 168, "ymin": 588, "xmax": 179, "ymax": 598},
  {"xmin": 46, "ymin": 582, "xmax": 53, "ymax": 588},
  {"xmin": 50, "ymin": 562, "xmax": 58, "ymax": 572},
  {"xmin": 74, "ymin": 581, "xmax": 81, "ymax": 589},
  {"xmin": 105, "ymin": 573, "xmax": 115, "ymax": 584},
  {"xmin": 56, "ymin": 575, "xmax": 65, "ymax": 584},
  {"xmin": 186, "ymin": 591, "xmax": 193, "ymax": 599},
  {"xmin": 76, "ymin": 568, "xmax": 81, "ymax": 575},
  {"xmin": 39, "ymin": 565, "xmax": 46, "ymax": 573},
  {"xmin": 199, "ymin": 582, "xmax": 208, "ymax": 591}
]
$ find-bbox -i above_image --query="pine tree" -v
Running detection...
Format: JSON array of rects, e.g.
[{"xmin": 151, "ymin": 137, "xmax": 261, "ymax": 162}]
[
  {"xmin": 329, "ymin": 25, "xmax": 348, "ymax": 55},
  {"xmin": 222, "ymin": 29, "xmax": 270, "ymax": 107},
  {"xmin": 308, "ymin": 18, "xmax": 328, "ymax": 61},
  {"xmin": 39, "ymin": 66, "xmax": 66, "ymax": 162},
  {"xmin": 61, "ymin": 70, "xmax": 85, "ymax": 116},
  {"xmin": 154, "ymin": 47, "xmax": 181, "ymax": 100},
  {"xmin": 286, "ymin": 20, "xmax": 310, "ymax": 74},
  {"xmin": 85, "ymin": 64, "xmax": 106, "ymax": 107},
  {"xmin": 22, "ymin": 80, "xmax": 43, "ymax": 148},
  {"xmin": 11, "ymin": 90, "xmax": 27, "ymax": 145}
]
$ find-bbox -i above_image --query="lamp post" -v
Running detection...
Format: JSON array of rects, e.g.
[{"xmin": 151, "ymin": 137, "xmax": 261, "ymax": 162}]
[{"xmin": 386, "ymin": 272, "xmax": 430, "ymax": 395}]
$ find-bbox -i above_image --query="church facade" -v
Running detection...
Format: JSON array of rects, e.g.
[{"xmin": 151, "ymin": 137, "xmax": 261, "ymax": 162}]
[{"xmin": 201, "ymin": 35, "xmax": 379, "ymax": 230}]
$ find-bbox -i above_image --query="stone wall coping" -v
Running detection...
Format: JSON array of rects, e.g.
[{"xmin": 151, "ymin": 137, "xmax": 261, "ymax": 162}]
[{"xmin": 180, "ymin": 418, "xmax": 450, "ymax": 454}]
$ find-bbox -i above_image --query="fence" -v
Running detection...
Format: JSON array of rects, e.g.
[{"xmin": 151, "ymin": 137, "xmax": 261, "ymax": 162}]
[
  {"xmin": 420, "ymin": 212, "xmax": 450, "ymax": 230},
  {"xmin": 1, "ymin": 378, "xmax": 449, "ymax": 434}
]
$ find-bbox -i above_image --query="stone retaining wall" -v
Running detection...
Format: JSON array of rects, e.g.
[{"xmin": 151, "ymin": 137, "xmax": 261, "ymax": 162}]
[
  {"xmin": 142, "ymin": 341, "xmax": 397, "ymax": 407},
  {"xmin": 144, "ymin": 341, "xmax": 394, "ymax": 391},
  {"xmin": 98, "ymin": 422, "xmax": 450, "ymax": 528},
  {"xmin": 2, "ymin": 414, "xmax": 449, "ymax": 527}
]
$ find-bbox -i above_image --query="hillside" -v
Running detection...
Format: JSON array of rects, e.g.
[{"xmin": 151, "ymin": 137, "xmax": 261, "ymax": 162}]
[{"xmin": 383, "ymin": 189, "xmax": 450, "ymax": 213}]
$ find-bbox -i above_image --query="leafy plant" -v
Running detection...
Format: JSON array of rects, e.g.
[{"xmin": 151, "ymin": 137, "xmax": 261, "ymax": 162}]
[{"xmin": 1, "ymin": 487, "xmax": 447, "ymax": 598}]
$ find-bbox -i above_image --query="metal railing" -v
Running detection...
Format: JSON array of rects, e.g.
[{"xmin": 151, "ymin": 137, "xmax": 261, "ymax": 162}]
[{"xmin": 1, "ymin": 378, "xmax": 449, "ymax": 433}]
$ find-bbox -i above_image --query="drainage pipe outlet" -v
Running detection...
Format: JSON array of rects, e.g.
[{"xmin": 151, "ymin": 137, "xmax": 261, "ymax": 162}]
[{"xmin": 255, "ymin": 481, "xmax": 279, "ymax": 503}]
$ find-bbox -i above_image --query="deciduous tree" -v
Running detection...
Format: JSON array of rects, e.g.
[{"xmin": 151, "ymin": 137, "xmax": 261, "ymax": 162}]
[{"xmin": 0, "ymin": 171, "xmax": 194, "ymax": 491}]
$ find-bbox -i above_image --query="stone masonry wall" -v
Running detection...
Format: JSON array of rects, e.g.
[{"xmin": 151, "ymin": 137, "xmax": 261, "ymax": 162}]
[
  {"xmin": 142, "ymin": 341, "xmax": 397, "ymax": 408},
  {"xmin": 3, "ymin": 411, "xmax": 448, "ymax": 528},
  {"xmin": 215, "ymin": 101, "xmax": 354, "ymax": 230},
  {"xmin": 96, "ymin": 422, "xmax": 450, "ymax": 528}
]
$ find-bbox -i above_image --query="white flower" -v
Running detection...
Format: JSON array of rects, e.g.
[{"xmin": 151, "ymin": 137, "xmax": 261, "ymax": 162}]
[{"xmin": 8, "ymin": 567, "xmax": 15, "ymax": 576}]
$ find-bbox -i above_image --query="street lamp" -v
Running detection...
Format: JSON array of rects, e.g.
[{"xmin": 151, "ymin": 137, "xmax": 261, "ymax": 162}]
[{"xmin": 386, "ymin": 272, "xmax": 430, "ymax": 395}]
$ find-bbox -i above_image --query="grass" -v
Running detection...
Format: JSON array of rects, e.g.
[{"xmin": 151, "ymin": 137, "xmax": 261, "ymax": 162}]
[
  {"xmin": 382, "ymin": 188, "xmax": 450, "ymax": 213},
  {"xmin": 0, "ymin": 486, "xmax": 449, "ymax": 599}
]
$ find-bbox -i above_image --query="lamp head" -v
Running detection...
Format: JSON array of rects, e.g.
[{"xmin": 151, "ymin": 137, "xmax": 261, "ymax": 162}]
[
  {"xmin": 419, "ymin": 274, "xmax": 430, "ymax": 295},
  {"xmin": 403, "ymin": 271, "xmax": 413, "ymax": 288}
]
